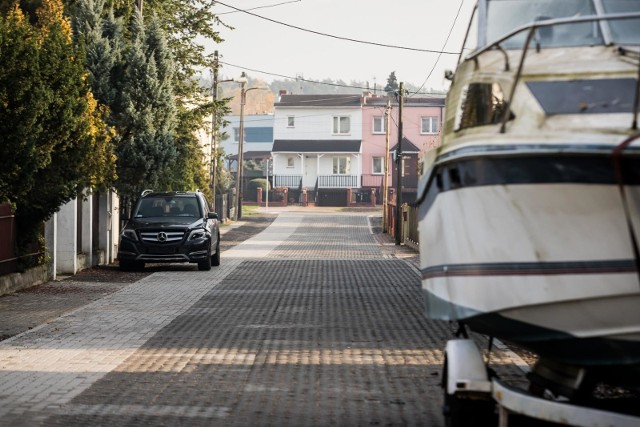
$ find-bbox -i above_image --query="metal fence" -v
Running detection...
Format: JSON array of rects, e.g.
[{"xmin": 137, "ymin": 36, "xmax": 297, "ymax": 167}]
[
  {"xmin": 384, "ymin": 201, "xmax": 419, "ymax": 250},
  {"xmin": 0, "ymin": 203, "xmax": 43, "ymax": 276}
]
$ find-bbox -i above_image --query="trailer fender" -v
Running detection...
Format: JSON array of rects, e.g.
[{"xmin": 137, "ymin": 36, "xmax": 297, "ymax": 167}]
[{"xmin": 445, "ymin": 339, "xmax": 492, "ymax": 395}]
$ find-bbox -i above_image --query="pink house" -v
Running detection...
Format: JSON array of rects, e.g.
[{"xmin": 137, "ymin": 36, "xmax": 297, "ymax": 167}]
[{"xmin": 361, "ymin": 94, "xmax": 445, "ymax": 202}]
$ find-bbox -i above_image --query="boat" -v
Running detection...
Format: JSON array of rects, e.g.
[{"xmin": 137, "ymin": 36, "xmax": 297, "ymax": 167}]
[{"xmin": 416, "ymin": 0, "xmax": 640, "ymax": 400}]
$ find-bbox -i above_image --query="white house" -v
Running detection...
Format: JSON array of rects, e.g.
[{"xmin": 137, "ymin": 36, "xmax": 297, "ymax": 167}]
[{"xmin": 272, "ymin": 93, "xmax": 363, "ymax": 192}]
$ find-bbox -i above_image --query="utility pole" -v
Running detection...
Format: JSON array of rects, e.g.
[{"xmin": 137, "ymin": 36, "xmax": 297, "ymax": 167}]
[
  {"xmin": 394, "ymin": 82, "xmax": 404, "ymax": 245},
  {"xmin": 236, "ymin": 78, "xmax": 246, "ymax": 221},
  {"xmin": 210, "ymin": 51, "xmax": 219, "ymax": 211},
  {"xmin": 382, "ymin": 100, "xmax": 391, "ymax": 233}
]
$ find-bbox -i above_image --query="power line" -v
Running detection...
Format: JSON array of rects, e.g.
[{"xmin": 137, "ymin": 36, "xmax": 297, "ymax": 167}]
[
  {"xmin": 216, "ymin": 0, "xmax": 301, "ymax": 15},
  {"xmin": 218, "ymin": 60, "xmax": 447, "ymax": 96},
  {"xmin": 413, "ymin": 0, "xmax": 465, "ymax": 96},
  {"xmin": 216, "ymin": 1, "xmax": 460, "ymax": 55}
]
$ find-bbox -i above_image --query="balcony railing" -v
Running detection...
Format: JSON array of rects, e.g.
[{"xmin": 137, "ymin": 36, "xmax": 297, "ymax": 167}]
[
  {"xmin": 318, "ymin": 175, "xmax": 359, "ymax": 188},
  {"xmin": 273, "ymin": 174, "xmax": 302, "ymax": 188}
]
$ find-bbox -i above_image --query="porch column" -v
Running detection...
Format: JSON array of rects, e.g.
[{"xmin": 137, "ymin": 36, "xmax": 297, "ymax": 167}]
[{"xmin": 81, "ymin": 192, "xmax": 93, "ymax": 267}]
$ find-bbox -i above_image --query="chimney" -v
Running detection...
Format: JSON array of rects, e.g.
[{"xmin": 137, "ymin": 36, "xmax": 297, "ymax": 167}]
[{"xmin": 278, "ymin": 89, "xmax": 289, "ymax": 102}]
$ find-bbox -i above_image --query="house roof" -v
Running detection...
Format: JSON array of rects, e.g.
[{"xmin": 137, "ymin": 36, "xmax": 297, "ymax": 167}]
[
  {"xmin": 365, "ymin": 96, "xmax": 446, "ymax": 107},
  {"xmin": 272, "ymin": 139, "xmax": 361, "ymax": 153},
  {"xmin": 275, "ymin": 94, "xmax": 362, "ymax": 108},
  {"xmin": 389, "ymin": 137, "xmax": 420, "ymax": 153}
]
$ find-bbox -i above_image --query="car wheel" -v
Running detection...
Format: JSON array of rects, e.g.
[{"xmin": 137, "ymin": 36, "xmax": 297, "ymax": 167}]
[
  {"xmin": 212, "ymin": 237, "xmax": 221, "ymax": 267},
  {"xmin": 198, "ymin": 248, "xmax": 212, "ymax": 271}
]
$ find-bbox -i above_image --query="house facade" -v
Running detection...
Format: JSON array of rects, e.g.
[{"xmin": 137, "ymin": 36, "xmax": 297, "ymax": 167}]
[
  {"xmin": 271, "ymin": 93, "xmax": 364, "ymax": 205},
  {"xmin": 362, "ymin": 96, "xmax": 445, "ymax": 201},
  {"xmin": 268, "ymin": 92, "xmax": 444, "ymax": 206}
]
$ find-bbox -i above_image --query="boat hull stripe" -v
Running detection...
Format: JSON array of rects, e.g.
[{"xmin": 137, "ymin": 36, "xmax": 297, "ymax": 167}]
[
  {"xmin": 421, "ymin": 259, "xmax": 637, "ymax": 280},
  {"xmin": 416, "ymin": 149, "xmax": 640, "ymax": 208}
]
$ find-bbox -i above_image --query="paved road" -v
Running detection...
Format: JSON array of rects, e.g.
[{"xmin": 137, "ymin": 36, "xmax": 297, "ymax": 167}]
[{"xmin": 0, "ymin": 209, "xmax": 527, "ymax": 426}]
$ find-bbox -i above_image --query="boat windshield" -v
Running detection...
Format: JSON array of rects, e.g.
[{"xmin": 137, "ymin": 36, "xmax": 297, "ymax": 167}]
[
  {"xmin": 485, "ymin": 0, "xmax": 640, "ymax": 48},
  {"xmin": 602, "ymin": 0, "xmax": 640, "ymax": 44}
]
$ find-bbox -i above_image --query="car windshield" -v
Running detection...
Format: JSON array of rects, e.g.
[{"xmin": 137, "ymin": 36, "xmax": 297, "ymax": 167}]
[{"xmin": 134, "ymin": 196, "xmax": 201, "ymax": 218}]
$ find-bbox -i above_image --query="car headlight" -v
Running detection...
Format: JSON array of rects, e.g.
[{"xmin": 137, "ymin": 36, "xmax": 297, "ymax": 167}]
[
  {"xmin": 188, "ymin": 229, "xmax": 207, "ymax": 240},
  {"xmin": 121, "ymin": 229, "xmax": 138, "ymax": 242}
]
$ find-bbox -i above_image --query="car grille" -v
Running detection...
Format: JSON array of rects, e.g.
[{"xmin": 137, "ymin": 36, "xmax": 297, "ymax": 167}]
[{"xmin": 140, "ymin": 230, "xmax": 185, "ymax": 243}]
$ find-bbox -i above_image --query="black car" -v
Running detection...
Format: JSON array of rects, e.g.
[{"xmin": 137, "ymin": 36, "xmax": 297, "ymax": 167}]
[{"xmin": 118, "ymin": 190, "xmax": 220, "ymax": 271}]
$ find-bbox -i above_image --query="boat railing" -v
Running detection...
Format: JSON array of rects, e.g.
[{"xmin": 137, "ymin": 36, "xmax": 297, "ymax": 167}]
[{"xmin": 461, "ymin": 12, "xmax": 640, "ymax": 133}]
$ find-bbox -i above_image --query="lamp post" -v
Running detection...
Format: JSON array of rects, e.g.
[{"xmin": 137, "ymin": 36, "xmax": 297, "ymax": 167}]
[{"xmin": 234, "ymin": 73, "xmax": 266, "ymax": 221}]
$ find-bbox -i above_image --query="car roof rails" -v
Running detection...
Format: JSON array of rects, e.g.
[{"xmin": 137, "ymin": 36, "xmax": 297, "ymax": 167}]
[{"xmin": 141, "ymin": 189, "xmax": 154, "ymax": 197}]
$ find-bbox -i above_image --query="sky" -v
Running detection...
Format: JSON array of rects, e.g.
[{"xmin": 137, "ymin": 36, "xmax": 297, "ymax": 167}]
[{"xmin": 207, "ymin": 0, "xmax": 477, "ymax": 93}]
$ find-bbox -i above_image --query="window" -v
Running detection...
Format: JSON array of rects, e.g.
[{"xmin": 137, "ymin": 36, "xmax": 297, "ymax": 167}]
[
  {"xmin": 332, "ymin": 116, "xmax": 350, "ymax": 134},
  {"xmin": 421, "ymin": 116, "xmax": 439, "ymax": 134},
  {"xmin": 372, "ymin": 157, "xmax": 384, "ymax": 174},
  {"xmin": 233, "ymin": 127, "xmax": 239, "ymax": 142},
  {"xmin": 287, "ymin": 157, "xmax": 294, "ymax": 168},
  {"xmin": 455, "ymin": 82, "xmax": 512, "ymax": 131},
  {"xmin": 287, "ymin": 116, "xmax": 295, "ymax": 127},
  {"xmin": 332, "ymin": 156, "xmax": 351, "ymax": 174},
  {"xmin": 373, "ymin": 116, "xmax": 386, "ymax": 134}
]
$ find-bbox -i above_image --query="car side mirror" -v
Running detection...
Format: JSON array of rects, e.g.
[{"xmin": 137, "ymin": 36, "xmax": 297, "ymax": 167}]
[{"xmin": 207, "ymin": 212, "xmax": 218, "ymax": 220}]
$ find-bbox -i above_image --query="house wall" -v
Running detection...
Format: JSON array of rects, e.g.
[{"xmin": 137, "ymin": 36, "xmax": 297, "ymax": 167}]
[
  {"xmin": 273, "ymin": 153, "xmax": 362, "ymax": 177},
  {"xmin": 220, "ymin": 114, "xmax": 274, "ymax": 157},
  {"xmin": 393, "ymin": 103, "xmax": 444, "ymax": 155},
  {"xmin": 361, "ymin": 99, "xmax": 445, "ymax": 175},
  {"xmin": 273, "ymin": 153, "xmax": 301, "ymax": 174},
  {"xmin": 361, "ymin": 104, "xmax": 392, "ymax": 176},
  {"xmin": 273, "ymin": 107, "xmax": 363, "ymax": 140}
]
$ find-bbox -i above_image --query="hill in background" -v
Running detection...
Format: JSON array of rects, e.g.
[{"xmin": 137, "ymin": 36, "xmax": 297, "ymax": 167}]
[{"xmin": 207, "ymin": 74, "xmax": 446, "ymax": 115}]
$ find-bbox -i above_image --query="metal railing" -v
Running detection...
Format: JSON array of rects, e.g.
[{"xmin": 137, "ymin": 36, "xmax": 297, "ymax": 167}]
[
  {"xmin": 273, "ymin": 174, "xmax": 302, "ymax": 188},
  {"xmin": 317, "ymin": 175, "xmax": 359, "ymax": 188}
]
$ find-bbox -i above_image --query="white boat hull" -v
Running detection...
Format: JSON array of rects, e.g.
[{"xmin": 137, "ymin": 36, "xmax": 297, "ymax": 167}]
[{"xmin": 418, "ymin": 153, "xmax": 640, "ymax": 373}]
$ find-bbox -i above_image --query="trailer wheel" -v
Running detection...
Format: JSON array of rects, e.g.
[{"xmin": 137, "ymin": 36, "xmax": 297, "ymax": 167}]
[
  {"xmin": 444, "ymin": 392, "xmax": 495, "ymax": 427},
  {"xmin": 442, "ymin": 350, "xmax": 496, "ymax": 427}
]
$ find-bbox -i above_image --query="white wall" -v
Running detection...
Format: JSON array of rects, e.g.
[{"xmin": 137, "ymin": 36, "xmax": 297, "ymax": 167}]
[{"xmin": 274, "ymin": 107, "xmax": 362, "ymax": 140}]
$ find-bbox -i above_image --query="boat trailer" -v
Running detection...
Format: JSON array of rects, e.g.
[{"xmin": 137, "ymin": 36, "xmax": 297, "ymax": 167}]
[{"xmin": 444, "ymin": 340, "xmax": 640, "ymax": 427}]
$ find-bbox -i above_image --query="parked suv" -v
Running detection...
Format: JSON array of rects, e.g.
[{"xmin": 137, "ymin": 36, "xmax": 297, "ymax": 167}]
[{"xmin": 118, "ymin": 190, "xmax": 220, "ymax": 271}]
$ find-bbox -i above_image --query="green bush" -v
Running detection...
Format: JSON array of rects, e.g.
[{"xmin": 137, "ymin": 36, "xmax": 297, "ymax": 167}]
[{"xmin": 248, "ymin": 178, "xmax": 270, "ymax": 192}]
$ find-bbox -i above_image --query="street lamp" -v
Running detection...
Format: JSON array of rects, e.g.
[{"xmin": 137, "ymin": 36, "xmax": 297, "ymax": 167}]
[{"xmin": 234, "ymin": 72, "xmax": 267, "ymax": 221}]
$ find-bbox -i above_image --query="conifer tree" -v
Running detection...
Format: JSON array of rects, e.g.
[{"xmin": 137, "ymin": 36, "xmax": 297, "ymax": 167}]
[
  {"xmin": 112, "ymin": 10, "xmax": 177, "ymax": 204},
  {"xmin": 384, "ymin": 71, "xmax": 399, "ymax": 96},
  {"xmin": 0, "ymin": 4, "xmax": 47, "ymax": 203},
  {"xmin": 72, "ymin": 0, "xmax": 122, "ymax": 108},
  {"xmin": 0, "ymin": 0, "xmax": 116, "ymax": 251}
]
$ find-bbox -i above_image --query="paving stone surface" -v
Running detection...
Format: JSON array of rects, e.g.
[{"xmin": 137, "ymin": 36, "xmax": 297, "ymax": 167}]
[{"xmin": 0, "ymin": 209, "xmax": 528, "ymax": 426}]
